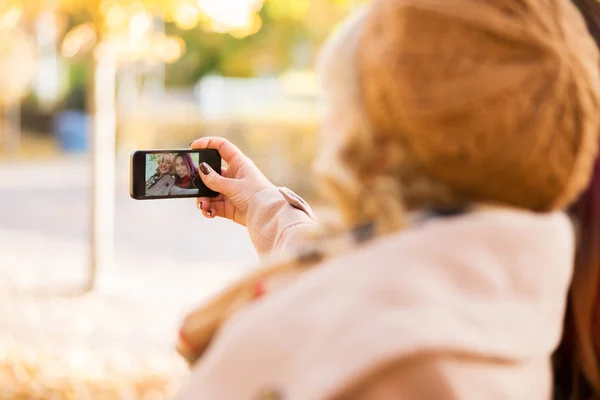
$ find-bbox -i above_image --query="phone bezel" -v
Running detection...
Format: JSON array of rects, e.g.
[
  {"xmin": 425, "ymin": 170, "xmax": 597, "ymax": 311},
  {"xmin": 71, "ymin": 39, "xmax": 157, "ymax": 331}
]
[{"xmin": 130, "ymin": 149, "xmax": 221, "ymax": 200}]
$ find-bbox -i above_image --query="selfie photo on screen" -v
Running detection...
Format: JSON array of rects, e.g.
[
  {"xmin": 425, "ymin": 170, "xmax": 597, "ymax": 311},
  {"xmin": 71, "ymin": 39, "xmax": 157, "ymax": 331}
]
[{"xmin": 145, "ymin": 153, "xmax": 199, "ymax": 196}]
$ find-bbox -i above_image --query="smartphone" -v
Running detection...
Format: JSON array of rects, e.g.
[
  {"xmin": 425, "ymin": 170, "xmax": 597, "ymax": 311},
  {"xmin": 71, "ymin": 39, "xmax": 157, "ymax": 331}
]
[{"xmin": 130, "ymin": 149, "xmax": 221, "ymax": 200}]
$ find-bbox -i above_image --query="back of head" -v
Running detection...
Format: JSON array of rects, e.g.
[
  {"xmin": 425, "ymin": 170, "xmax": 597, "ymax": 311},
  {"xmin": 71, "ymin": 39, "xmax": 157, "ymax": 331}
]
[
  {"xmin": 320, "ymin": 3, "xmax": 600, "ymax": 395},
  {"xmin": 352, "ymin": 1, "xmax": 600, "ymax": 398},
  {"xmin": 356, "ymin": 0, "xmax": 600, "ymax": 212},
  {"xmin": 315, "ymin": 1, "xmax": 600, "ymax": 398}
]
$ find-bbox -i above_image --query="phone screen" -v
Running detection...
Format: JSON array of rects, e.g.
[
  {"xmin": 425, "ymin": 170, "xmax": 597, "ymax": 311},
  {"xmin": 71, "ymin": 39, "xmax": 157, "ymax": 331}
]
[{"xmin": 131, "ymin": 149, "xmax": 221, "ymax": 200}]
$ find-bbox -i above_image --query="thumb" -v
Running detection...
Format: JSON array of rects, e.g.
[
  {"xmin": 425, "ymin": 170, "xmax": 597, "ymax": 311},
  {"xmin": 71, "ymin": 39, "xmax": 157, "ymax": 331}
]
[{"xmin": 198, "ymin": 162, "xmax": 237, "ymax": 196}]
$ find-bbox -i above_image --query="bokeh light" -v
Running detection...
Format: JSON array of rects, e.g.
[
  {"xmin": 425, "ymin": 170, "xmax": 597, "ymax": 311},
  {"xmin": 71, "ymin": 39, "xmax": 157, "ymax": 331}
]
[
  {"xmin": 198, "ymin": 0, "xmax": 264, "ymax": 30},
  {"xmin": 0, "ymin": 28, "xmax": 37, "ymax": 105},
  {"xmin": 0, "ymin": 6, "xmax": 22, "ymax": 30},
  {"xmin": 174, "ymin": 2, "xmax": 200, "ymax": 30},
  {"xmin": 155, "ymin": 35, "xmax": 187, "ymax": 64},
  {"xmin": 266, "ymin": 0, "xmax": 310, "ymax": 20},
  {"xmin": 104, "ymin": 4, "xmax": 128, "ymax": 30},
  {"xmin": 61, "ymin": 23, "xmax": 97, "ymax": 58},
  {"xmin": 229, "ymin": 13, "xmax": 263, "ymax": 38},
  {"xmin": 129, "ymin": 11, "xmax": 153, "ymax": 39}
]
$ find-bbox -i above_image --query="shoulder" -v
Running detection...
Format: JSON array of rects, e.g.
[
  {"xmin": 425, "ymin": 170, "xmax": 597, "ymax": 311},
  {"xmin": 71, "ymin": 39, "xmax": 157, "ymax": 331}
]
[
  {"xmin": 323, "ymin": 208, "xmax": 574, "ymax": 297},
  {"xmin": 253, "ymin": 208, "xmax": 575, "ymax": 358},
  {"xmin": 158, "ymin": 174, "xmax": 176, "ymax": 185},
  {"xmin": 333, "ymin": 209, "xmax": 575, "ymax": 332},
  {"xmin": 182, "ymin": 209, "xmax": 573, "ymax": 400},
  {"xmin": 384, "ymin": 208, "xmax": 575, "ymax": 295}
]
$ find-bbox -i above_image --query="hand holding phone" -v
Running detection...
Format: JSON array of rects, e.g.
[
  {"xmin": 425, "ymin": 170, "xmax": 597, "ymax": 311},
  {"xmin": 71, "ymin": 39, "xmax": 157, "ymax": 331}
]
[
  {"xmin": 130, "ymin": 149, "xmax": 221, "ymax": 200},
  {"xmin": 191, "ymin": 137, "xmax": 276, "ymax": 225}
]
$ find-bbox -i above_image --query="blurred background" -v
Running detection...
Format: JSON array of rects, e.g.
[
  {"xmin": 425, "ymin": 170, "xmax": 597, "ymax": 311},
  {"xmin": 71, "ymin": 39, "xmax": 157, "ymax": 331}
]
[{"xmin": 0, "ymin": 0, "xmax": 362, "ymax": 398}]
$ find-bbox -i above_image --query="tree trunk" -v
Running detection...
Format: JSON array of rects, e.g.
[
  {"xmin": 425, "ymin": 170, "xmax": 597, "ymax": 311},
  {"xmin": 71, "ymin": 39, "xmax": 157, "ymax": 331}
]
[{"xmin": 87, "ymin": 52, "xmax": 117, "ymax": 291}]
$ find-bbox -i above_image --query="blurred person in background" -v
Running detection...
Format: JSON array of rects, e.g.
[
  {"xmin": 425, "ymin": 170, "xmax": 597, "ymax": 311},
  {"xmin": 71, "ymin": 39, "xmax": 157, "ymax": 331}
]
[
  {"xmin": 174, "ymin": 152, "xmax": 200, "ymax": 190},
  {"xmin": 177, "ymin": 0, "xmax": 600, "ymax": 399}
]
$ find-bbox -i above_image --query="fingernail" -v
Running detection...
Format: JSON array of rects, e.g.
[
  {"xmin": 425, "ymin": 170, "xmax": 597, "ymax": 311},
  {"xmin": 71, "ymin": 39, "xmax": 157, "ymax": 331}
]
[
  {"xmin": 199, "ymin": 162, "xmax": 210, "ymax": 175},
  {"xmin": 188, "ymin": 140, "xmax": 194, "ymax": 147},
  {"xmin": 197, "ymin": 201, "xmax": 203, "ymax": 210},
  {"xmin": 207, "ymin": 209, "xmax": 213, "ymax": 217}
]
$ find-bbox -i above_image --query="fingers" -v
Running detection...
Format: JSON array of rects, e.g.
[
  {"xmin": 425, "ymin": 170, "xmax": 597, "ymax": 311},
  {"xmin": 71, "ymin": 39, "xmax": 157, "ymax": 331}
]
[
  {"xmin": 219, "ymin": 166, "xmax": 229, "ymax": 178},
  {"xmin": 190, "ymin": 137, "xmax": 244, "ymax": 165},
  {"xmin": 198, "ymin": 162, "xmax": 238, "ymax": 197},
  {"xmin": 196, "ymin": 197, "xmax": 213, "ymax": 218},
  {"xmin": 196, "ymin": 197, "xmax": 211, "ymax": 212},
  {"xmin": 197, "ymin": 198, "xmax": 226, "ymax": 219}
]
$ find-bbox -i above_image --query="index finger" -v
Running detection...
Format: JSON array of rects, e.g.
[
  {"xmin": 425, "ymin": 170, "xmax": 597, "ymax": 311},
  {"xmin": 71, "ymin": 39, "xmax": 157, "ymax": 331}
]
[{"xmin": 190, "ymin": 137, "xmax": 243, "ymax": 164}]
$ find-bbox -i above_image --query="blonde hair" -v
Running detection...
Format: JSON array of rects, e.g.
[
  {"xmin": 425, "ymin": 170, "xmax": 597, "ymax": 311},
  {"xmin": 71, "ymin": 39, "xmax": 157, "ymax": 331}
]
[
  {"xmin": 314, "ymin": 7, "xmax": 457, "ymax": 235},
  {"xmin": 156, "ymin": 153, "xmax": 175, "ymax": 176}
]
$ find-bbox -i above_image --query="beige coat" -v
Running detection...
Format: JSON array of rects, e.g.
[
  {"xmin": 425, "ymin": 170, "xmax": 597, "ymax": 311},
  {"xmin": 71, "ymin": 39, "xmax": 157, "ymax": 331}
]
[
  {"xmin": 146, "ymin": 174, "xmax": 198, "ymax": 196},
  {"xmin": 177, "ymin": 188, "xmax": 574, "ymax": 400}
]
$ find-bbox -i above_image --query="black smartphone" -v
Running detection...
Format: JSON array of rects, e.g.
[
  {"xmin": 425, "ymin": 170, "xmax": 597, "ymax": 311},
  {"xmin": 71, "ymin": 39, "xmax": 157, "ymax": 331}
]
[{"xmin": 130, "ymin": 149, "xmax": 221, "ymax": 200}]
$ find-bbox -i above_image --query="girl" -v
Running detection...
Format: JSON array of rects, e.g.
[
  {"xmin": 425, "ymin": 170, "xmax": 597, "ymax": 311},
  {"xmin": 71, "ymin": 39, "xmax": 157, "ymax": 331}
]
[
  {"xmin": 145, "ymin": 153, "xmax": 176, "ymax": 196},
  {"xmin": 178, "ymin": 1, "xmax": 600, "ymax": 399},
  {"xmin": 174, "ymin": 152, "xmax": 200, "ymax": 190}
]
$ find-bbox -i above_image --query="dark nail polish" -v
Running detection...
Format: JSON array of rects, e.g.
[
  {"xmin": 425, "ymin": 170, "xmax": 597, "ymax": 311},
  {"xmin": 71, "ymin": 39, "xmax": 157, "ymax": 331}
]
[
  {"xmin": 188, "ymin": 141, "xmax": 194, "ymax": 147},
  {"xmin": 199, "ymin": 201, "xmax": 203, "ymax": 208},
  {"xmin": 199, "ymin": 162, "xmax": 210, "ymax": 175},
  {"xmin": 207, "ymin": 210, "xmax": 213, "ymax": 217}
]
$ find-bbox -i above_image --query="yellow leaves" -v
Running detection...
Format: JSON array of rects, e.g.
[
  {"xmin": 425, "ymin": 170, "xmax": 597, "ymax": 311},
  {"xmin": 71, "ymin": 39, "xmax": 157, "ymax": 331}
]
[
  {"xmin": 61, "ymin": 23, "xmax": 97, "ymax": 58},
  {"xmin": 265, "ymin": 0, "xmax": 310, "ymax": 21},
  {"xmin": 59, "ymin": 1, "xmax": 186, "ymax": 65},
  {"xmin": 71, "ymin": 0, "xmax": 267, "ymax": 38},
  {"xmin": 8, "ymin": 0, "xmax": 356, "ymax": 50},
  {"xmin": 95, "ymin": 30, "xmax": 185, "ymax": 65},
  {"xmin": 8, "ymin": 0, "xmax": 353, "ymax": 39},
  {"xmin": 262, "ymin": 0, "xmax": 363, "ymax": 22}
]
